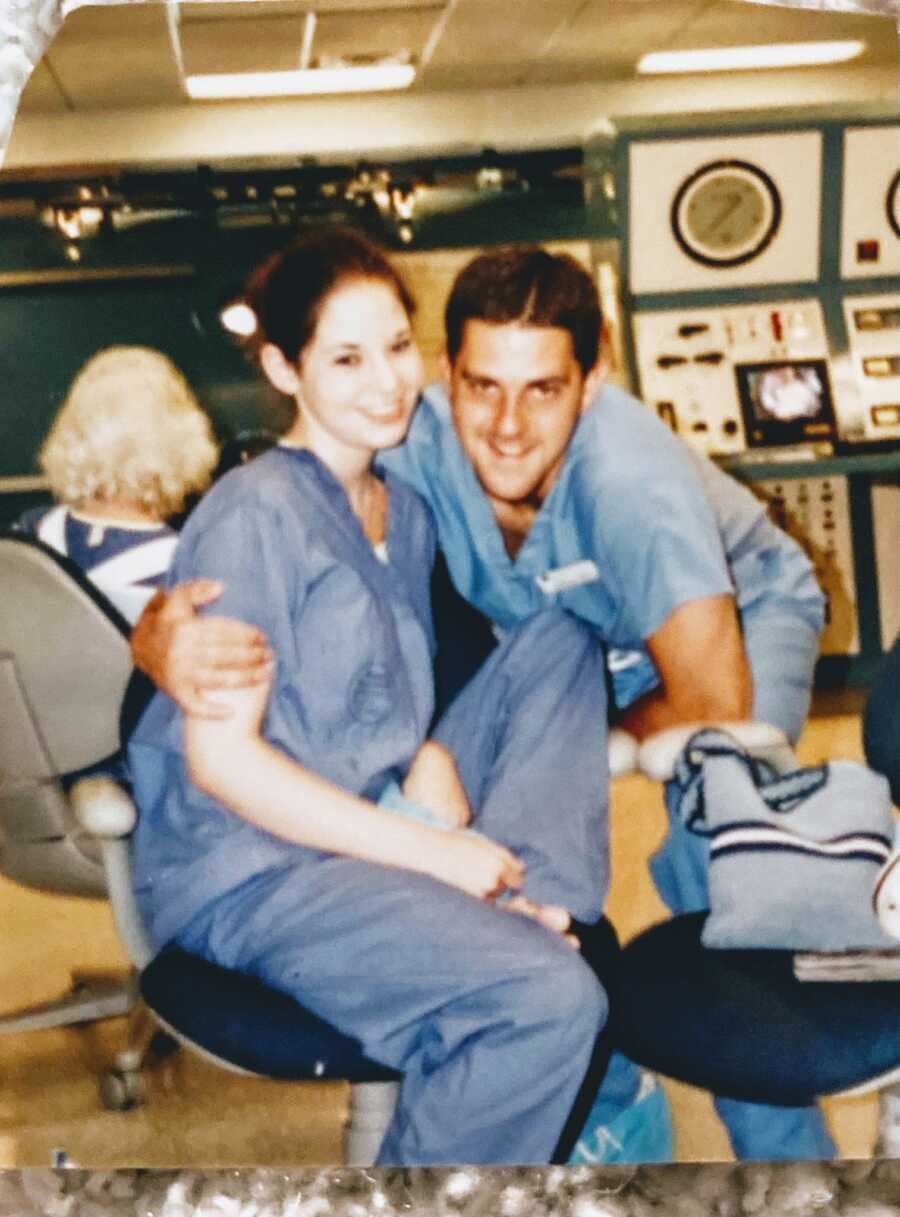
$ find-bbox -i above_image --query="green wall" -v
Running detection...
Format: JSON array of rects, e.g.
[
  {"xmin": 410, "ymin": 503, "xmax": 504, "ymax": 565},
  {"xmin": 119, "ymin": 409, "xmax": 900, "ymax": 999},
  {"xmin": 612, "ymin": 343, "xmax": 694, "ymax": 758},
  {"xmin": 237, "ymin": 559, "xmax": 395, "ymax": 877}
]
[{"xmin": 0, "ymin": 171, "xmax": 610, "ymax": 526}]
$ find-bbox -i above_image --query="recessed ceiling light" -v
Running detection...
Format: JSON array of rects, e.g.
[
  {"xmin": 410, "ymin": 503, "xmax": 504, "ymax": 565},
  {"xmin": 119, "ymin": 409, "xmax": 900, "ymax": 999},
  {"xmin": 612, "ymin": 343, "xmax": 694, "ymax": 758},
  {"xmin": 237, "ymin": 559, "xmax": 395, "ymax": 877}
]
[
  {"xmin": 637, "ymin": 40, "xmax": 866, "ymax": 74},
  {"xmin": 185, "ymin": 63, "xmax": 416, "ymax": 101}
]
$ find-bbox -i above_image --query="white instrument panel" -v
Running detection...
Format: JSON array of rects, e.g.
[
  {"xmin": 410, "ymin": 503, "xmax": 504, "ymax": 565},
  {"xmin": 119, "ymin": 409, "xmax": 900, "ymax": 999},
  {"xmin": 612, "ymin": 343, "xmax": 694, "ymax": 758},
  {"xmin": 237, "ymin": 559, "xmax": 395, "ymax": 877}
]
[
  {"xmin": 628, "ymin": 131, "xmax": 822, "ymax": 294},
  {"xmin": 841, "ymin": 126, "xmax": 900, "ymax": 281},
  {"xmin": 752, "ymin": 476, "xmax": 859, "ymax": 657},
  {"xmin": 843, "ymin": 292, "xmax": 900, "ymax": 442},
  {"xmin": 632, "ymin": 299, "xmax": 830, "ymax": 458},
  {"xmin": 872, "ymin": 483, "xmax": 900, "ymax": 651}
]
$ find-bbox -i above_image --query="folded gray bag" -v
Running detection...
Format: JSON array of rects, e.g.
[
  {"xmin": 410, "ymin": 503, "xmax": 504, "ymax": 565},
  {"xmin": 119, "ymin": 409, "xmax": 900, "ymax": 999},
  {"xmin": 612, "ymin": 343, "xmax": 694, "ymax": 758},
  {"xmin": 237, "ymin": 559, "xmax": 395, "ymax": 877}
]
[{"xmin": 671, "ymin": 728, "xmax": 897, "ymax": 951}]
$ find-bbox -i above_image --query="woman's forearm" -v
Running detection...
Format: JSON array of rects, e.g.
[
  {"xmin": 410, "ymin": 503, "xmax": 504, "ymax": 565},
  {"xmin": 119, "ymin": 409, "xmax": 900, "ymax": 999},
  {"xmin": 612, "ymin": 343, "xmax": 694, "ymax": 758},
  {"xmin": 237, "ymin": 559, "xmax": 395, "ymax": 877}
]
[
  {"xmin": 188, "ymin": 722, "xmax": 447, "ymax": 872},
  {"xmin": 184, "ymin": 686, "xmax": 525, "ymax": 902}
]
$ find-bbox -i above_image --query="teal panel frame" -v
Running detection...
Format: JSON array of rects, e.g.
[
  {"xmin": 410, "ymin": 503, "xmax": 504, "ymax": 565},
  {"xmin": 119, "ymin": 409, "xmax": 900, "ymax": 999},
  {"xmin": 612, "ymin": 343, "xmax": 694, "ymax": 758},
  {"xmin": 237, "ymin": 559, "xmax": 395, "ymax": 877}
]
[{"xmin": 614, "ymin": 108, "xmax": 900, "ymax": 689}]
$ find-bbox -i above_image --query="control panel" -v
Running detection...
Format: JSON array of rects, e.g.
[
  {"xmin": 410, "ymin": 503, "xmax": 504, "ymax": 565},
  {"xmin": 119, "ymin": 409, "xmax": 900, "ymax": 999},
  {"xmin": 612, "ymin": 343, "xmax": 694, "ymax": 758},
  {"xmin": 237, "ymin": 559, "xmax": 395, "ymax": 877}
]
[
  {"xmin": 632, "ymin": 299, "xmax": 833, "ymax": 457},
  {"xmin": 842, "ymin": 292, "xmax": 900, "ymax": 442},
  {"xmin": 628, "ymin": 130, "xmax": 822, "ymax": 294},
  {"xmin": 751, "ymin": 476, "xmax": 858, "ymax": 656}
]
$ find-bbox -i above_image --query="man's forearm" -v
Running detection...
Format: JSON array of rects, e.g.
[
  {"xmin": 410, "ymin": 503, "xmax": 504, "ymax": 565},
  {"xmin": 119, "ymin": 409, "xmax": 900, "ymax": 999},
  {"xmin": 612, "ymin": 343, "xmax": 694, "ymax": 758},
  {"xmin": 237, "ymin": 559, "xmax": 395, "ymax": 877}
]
[
  {"xmin": 620, "ymin": 668, "xmax": 753, "ymax": 741},
  {"xmin": 621, "ymin": 595, "xmax": 754, "ymax": 741}
]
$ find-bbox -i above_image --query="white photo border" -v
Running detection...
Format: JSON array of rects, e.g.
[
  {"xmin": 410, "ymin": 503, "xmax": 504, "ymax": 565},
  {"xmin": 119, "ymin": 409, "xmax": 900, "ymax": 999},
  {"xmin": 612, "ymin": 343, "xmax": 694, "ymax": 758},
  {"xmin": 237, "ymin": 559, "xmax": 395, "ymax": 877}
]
[{"xmin": 0, "ymin": 0, "xmax": 899, "ymax": 1211}]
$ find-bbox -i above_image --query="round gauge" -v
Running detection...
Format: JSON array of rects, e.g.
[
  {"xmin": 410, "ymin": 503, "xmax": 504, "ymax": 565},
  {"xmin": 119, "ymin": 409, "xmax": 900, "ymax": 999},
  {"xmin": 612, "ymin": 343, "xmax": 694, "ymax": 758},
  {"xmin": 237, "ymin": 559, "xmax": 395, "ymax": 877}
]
[
  {"xmin": 887, "ymin": 169, "xmax": 900, "ymax": 240},
  {"xmin": 671, "ymin": 159, "xmax": 782, "ymax": 268}
]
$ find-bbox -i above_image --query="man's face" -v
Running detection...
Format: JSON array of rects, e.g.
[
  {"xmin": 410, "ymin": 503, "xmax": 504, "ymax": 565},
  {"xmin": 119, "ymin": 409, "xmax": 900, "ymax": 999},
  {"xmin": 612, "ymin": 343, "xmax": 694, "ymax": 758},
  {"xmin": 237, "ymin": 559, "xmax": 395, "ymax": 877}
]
[{"xmin": 443, "ymin": 319, "xmax": 602, "ymax": 508}]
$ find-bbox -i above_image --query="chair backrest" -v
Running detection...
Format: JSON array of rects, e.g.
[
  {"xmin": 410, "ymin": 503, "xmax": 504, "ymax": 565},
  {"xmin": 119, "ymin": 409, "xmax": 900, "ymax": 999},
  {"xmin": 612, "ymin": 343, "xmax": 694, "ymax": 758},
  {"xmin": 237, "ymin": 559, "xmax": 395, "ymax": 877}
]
[{"xmin": 0, "ymin": 532, "xmax": 134, "ymax": 897}]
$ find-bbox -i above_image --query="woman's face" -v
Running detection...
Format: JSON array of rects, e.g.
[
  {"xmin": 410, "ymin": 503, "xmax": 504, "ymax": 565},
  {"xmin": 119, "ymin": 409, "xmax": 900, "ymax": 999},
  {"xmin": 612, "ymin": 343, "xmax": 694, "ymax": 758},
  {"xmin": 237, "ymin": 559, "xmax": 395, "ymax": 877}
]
[{"xmin": 286, "ymin": 275, "xmax": 424, "ymax": 460}]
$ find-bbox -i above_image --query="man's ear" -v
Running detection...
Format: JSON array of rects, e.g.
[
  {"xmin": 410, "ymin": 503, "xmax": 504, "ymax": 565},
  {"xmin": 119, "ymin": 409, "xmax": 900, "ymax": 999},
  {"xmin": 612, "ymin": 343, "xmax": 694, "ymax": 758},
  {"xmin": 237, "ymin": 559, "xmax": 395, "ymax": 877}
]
[
  {"xmin": 259, "ymin": 343, "xmax": 301, "ymax": 398},
  {"xmin": 580, "ymin": 357, "xmax": 609, "ymax": 413},
  {"xmin": 439, "ymin": 349, "xmax": 453, "ymax": 387}
]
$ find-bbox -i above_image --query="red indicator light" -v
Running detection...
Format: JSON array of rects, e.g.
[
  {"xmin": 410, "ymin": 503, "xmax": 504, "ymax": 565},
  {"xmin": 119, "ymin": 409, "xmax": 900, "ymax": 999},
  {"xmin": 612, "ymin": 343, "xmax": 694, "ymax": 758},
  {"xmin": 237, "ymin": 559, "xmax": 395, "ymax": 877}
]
[{"xmin": 857, "ymin": 239, "xmax": 880, "ymax": 263}]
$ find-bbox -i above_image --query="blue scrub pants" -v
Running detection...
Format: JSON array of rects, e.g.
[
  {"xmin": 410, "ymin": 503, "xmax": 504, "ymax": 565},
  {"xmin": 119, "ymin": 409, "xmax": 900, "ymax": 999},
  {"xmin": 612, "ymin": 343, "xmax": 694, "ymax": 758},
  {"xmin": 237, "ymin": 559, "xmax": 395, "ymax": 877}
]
[
  {"xmin": 175, "ymin": 610, "xmax": 611, "ymax": 1165},
  {"xmin": 648, "ymin": 597, "xmax": 835, "ymax": 1160}
]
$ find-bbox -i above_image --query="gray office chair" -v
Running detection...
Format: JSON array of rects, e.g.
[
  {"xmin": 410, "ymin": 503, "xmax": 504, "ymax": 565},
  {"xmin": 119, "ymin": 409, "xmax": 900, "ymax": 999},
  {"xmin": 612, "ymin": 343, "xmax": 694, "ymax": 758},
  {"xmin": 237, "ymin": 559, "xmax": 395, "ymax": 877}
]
[
  {"xmin": 0, "ymin": 530, "xmax": 399, "ymax": 1165},
  {"xmin": 0, "ymin": 530, "xmax": 137, "ymax": 1032}
]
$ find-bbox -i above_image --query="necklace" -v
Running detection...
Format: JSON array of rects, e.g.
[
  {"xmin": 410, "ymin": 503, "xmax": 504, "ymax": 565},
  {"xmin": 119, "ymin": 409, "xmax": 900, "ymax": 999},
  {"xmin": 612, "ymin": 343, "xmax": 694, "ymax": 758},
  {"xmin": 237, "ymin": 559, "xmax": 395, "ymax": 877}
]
[{"xmin": 357, "ymin": 473, "xmax": 387, "ymax": 546}]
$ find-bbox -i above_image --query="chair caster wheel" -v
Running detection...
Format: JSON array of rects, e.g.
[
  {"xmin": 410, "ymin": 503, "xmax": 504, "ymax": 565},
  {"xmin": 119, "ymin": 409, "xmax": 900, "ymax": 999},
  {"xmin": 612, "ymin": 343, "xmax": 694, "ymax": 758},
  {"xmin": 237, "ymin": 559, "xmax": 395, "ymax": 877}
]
[{"xmin": 100, "ymin": 1068, "xmax": 142, "ymax": 1111}]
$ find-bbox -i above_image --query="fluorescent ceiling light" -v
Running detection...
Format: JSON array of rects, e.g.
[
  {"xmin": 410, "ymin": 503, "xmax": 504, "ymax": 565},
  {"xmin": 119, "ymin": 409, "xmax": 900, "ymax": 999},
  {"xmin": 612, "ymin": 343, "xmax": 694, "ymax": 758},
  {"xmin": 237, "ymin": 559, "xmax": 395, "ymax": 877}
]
[
  {"xmin": 637, "ymin": 40, "xmax": 865, "ymax": 74},
  {"xmin": 185, "ymin": 63, "xmax": 416, "ymax": 100}
]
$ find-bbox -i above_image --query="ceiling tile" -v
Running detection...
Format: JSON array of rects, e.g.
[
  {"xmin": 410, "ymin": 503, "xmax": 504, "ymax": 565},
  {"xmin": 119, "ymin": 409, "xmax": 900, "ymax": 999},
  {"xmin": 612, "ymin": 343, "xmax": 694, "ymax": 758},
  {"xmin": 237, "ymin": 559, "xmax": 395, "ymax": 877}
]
[
  {"xmin": 181, "ymin": 4, "xmax": 443, "ymax": 77},
  {"xmin": 311, "ymin": 5, "xmax": 444, "ymax": 63},
  {"xmin": 181, "ymin": 0, "xmax": 440, "ymax": 17},
  {"xmin": 29, "ymin": 4, "xmax": 184, "ymax": 110},
  {"xmin": 426, "ymin": 0, "xmax": 586, "ymax": 68},
  {"xmin": 181, "ymin": 13, "xmax": 312, "ymax": 74},
  {"xmin": 10, "ymin": 0, "xmax": 898, "ymax": 117},
  {"xmin": 13, "ymin": 61, "xmax": 70, "ymax": 116}
]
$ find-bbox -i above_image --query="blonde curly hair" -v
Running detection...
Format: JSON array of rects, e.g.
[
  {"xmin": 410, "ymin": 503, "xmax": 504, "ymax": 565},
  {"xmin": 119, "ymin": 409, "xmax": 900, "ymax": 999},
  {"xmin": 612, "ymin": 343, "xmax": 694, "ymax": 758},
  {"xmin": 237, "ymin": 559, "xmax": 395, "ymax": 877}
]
[{"xmin": 39, "ymin": 346, "xmax": 219, "ymax": 519}]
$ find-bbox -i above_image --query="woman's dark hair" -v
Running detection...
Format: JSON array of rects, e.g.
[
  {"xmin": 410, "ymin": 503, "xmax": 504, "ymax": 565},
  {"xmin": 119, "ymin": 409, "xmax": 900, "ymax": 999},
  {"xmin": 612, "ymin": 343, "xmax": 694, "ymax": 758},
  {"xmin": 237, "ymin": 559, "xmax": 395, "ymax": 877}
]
[
  {"xmin": 444, "ymin": 245, "xmax": 602, "ymax": 376},
  {"xmin": 244, "ymin": 225, "xmax": 416, "ymax": 365}
]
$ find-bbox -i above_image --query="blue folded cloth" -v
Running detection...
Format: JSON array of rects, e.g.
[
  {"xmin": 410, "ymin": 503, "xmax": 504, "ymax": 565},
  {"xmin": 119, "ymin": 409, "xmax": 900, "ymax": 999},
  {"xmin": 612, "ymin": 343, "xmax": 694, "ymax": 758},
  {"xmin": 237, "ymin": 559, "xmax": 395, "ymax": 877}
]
[
  {"xmin": 376, "ymin": 778, "xmax": 452, "ymax": 830},
  {"xmin": 671, "ymin": 728, "xmax": 897, "ymax": 952}
]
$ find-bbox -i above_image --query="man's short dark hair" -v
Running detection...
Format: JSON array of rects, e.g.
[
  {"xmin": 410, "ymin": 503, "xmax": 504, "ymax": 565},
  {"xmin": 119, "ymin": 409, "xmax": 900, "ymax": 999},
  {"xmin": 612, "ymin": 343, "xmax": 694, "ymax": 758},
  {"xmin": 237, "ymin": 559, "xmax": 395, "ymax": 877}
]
[{"xmin": 445, "ymin": 245, "xmax": 602, "ymax": 375}]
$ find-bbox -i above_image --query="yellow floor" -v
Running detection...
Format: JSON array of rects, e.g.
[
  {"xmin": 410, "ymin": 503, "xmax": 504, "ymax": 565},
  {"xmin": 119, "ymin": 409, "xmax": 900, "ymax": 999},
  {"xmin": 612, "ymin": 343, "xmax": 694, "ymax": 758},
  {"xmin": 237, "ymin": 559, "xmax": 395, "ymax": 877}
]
[{"xmin": 0, "ymin": 693, "xmax": 881, "ymax": 1167}]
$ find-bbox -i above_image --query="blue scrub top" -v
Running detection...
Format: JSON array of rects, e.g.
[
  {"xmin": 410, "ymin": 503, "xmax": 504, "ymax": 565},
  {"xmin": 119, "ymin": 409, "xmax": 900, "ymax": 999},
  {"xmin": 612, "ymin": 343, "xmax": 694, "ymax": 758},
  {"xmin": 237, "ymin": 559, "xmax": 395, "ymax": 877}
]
[
  {"xmin": 129, "ymin": 446, "xmax": 437, "ymax": 948},
  {"xmin": 379, "ymin": 382, "xmax": 824, "ymax": 707}
]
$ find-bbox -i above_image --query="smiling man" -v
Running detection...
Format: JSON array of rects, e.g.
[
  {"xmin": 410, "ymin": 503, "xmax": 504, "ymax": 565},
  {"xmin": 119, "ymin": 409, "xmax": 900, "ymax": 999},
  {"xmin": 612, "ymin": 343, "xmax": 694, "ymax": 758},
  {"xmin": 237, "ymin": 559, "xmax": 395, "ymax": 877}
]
[
  {"xmin": 387, "ymin": 247, "xmax": 815, "ymax": 749},
  {"xmin": 132, "ymin": 243, "xmax": 828, "ymax": 1163},
  {"xmin": 379, "ymin": 245, "xmax": 829, "ymax": 1165}
]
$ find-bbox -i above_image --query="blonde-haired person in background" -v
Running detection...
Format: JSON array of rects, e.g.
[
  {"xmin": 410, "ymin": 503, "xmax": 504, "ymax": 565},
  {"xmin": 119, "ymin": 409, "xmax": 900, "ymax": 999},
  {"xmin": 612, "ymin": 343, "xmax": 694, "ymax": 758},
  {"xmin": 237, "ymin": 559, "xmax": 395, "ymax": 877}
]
[{"xmin": 18, "ymin": 345, "xmax": 218, "ymax": 623}]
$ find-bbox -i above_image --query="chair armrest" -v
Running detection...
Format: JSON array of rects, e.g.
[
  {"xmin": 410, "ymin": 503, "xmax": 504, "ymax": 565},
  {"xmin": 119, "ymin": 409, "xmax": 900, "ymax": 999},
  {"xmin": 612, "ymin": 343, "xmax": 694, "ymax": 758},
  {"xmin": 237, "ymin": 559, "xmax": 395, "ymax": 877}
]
[
  {"xmin": 608, "ymin": 727, "xmax": 639, "ymax": 779},
  {"xmin": 637, "ymin": 720, "xmax": 793, "ymax": 782},
  {"xmin": 70, "ymin": 776, "xmax": 137, "ymax": 838},
  {"xmin": 70, "ymin": 776, "xmax": 153, "ymax": 969}
]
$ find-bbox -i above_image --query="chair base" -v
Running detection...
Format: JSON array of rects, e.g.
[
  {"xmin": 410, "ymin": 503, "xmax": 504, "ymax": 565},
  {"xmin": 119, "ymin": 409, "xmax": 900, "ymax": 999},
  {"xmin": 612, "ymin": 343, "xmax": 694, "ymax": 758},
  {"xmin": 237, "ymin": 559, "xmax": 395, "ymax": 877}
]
[
  {"xmin": 0, "ymin": 969, "xmax": 136, "ymax": 1033},
  {"xmin": 344, "ymin": 1080, "xmax": 401, "ymax": 1166},
  {"xmin": 99, "ymin": 994, "xmax": 400, "ymax": 1164},
  {"xmin": 877, "ymin": 1082, "xmax": 900, "ymax": 1156},
  {"xmin": 99, "ymin": 1000, "xmax": 180, "ymax": 1111}
]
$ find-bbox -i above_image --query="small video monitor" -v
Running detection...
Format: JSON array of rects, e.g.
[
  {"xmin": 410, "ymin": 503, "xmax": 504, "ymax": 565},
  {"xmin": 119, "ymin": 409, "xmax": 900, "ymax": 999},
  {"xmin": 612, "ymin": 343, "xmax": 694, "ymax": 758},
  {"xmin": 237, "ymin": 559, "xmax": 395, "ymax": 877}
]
[{"xmin": 735, "ymin": 359, "xmax": 836, "ymax": 448}]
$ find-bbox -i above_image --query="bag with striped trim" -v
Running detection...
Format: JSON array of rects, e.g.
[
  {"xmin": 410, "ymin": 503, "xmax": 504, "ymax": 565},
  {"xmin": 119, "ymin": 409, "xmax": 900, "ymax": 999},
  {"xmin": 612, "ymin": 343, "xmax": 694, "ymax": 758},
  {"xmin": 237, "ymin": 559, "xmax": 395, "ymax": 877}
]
[{"xmin": 671, "ymin": 728, "xmax": 898, "ymax": 951}]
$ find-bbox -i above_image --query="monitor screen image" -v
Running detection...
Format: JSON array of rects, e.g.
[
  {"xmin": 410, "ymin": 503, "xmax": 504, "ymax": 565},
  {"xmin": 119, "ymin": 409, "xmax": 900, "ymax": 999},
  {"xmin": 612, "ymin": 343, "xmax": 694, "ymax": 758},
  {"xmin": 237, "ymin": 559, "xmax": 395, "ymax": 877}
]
[
  {"xmin": 735, "ymin": 359, "xmax": 836, "ymax": 447},
  {"xmin": 746, "ymin": 363, "xmax": 825, "ymax": 423}
]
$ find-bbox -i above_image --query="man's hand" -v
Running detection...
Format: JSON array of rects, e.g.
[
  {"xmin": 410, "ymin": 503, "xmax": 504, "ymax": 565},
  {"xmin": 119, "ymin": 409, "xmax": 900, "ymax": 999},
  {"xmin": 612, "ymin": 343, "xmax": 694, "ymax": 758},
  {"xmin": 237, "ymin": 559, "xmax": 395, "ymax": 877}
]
[{"xmin": 131, "ymin": 580, "xmax": 273, "ymax": 719}]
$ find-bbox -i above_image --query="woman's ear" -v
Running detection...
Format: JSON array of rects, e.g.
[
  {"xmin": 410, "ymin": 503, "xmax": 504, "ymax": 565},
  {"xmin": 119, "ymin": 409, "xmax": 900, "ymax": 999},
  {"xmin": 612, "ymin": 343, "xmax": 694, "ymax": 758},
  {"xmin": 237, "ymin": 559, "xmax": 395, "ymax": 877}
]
[{"xmin": 259, "ymin": 343, "xmax": 301, "ymax": 398}]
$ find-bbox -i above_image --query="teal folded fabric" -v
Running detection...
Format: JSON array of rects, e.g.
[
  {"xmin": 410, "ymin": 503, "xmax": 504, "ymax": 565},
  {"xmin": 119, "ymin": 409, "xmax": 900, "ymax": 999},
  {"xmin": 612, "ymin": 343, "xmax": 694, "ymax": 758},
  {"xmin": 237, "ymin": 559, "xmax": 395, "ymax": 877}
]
[{"xmin": 376, "ymin": 778, "xmax": 451, "ymax": 830}]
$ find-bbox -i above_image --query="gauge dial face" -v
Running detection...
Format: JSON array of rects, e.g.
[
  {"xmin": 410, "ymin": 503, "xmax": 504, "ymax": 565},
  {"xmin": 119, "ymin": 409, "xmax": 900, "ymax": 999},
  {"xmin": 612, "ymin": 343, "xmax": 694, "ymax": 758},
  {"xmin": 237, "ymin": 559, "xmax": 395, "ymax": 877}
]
[
  {"xmin": 887, "ymin": 169, "xmax": 900, "ymax": 240},
  {"xmin": 671, "ymin": 159, "xmax": 782, "ymax": 268}
]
